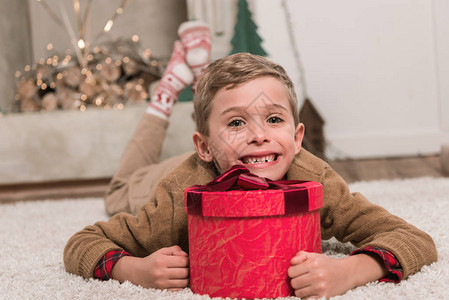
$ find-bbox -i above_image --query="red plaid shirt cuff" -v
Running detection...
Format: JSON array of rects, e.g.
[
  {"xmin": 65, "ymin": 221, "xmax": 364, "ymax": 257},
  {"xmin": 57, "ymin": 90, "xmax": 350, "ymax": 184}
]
[
  {"xmin": 351, "ymin": 247, "xmax": 403, "ymax": 283},
  {"xmin": 93, "ymin": 250, "xmax": 131, "ymax": 280}
]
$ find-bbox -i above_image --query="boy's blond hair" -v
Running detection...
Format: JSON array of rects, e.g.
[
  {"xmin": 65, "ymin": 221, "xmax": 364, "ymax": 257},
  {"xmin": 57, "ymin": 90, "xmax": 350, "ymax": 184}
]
[{"xmin": 194, "ymin": 53, "xmax": 299, "ymax": 136}]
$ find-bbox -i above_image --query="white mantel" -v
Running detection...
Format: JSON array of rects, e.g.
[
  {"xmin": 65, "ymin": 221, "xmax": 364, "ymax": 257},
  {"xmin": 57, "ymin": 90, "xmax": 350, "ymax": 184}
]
[{"xmin": 0, "ymin": 102, "xmax": 196, "ymax": 184}]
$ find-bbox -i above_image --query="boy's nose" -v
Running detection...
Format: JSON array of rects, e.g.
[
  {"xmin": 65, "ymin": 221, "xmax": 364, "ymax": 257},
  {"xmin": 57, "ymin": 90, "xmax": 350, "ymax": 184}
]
[{"xmin": 246, "ymin": 124, "xmax": 270, "ymax": 145}]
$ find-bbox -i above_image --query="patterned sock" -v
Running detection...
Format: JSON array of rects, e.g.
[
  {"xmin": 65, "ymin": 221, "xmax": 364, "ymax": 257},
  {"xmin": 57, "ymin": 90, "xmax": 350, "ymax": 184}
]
[
  {"xmin": 178, "ymin": 20, "xmax": 211, "ymax": 90},
  {"xmin": 147, "ymin": 41, "xmax": 194, "ymax": 119}
]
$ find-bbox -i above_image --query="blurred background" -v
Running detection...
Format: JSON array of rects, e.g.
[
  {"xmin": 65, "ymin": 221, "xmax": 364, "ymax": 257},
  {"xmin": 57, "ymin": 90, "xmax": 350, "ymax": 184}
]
[{"xmin": 0, "ymin": 0, "xmax": 448, "ymax": 200}]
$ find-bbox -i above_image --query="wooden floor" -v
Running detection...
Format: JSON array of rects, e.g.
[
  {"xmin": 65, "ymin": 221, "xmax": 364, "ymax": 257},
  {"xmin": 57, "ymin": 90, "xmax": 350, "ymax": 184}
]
[
  {"xmin": 0, "ymin": 155, "xmax": 446, "ymax": 203},
  {"xmin": 329, "ymin": 154, "xmax": 444, "ymax": 183}
]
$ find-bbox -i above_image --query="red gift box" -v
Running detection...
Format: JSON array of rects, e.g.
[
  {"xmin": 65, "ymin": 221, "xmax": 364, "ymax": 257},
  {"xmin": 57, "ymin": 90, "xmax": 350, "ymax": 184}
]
[{"xmin": 184, "ymin": 165, "xmax": 323, "ymax": 299}]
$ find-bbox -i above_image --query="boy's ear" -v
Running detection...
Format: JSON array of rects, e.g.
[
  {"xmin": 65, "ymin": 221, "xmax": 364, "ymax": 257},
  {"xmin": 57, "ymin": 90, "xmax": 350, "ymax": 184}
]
[
  {"xmin": 294, "ymin": 123, "xmax": 305, "ymax": 155},
  {"xmin": 192, "ymin": 131, "xmax": 214, "ymax": 162}
]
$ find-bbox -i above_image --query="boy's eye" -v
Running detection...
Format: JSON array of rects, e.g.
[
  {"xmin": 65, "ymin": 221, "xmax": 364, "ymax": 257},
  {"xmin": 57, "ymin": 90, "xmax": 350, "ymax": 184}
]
[
  {"xmin": 228, "ymin": 119, "xmax": 245, "ymax": 127},
  {"xmin": 267, "ymin": 116, "xmax": 283, "ymax": 124}
]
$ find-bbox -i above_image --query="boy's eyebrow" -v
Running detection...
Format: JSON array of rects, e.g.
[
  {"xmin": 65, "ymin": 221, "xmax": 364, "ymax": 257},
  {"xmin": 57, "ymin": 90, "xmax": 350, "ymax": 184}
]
[
  {"xmin": 220, "ymin": 106, "xmax": 247, "ymax": 116},
  {"xmin": 220, "ymin": 103, "xmax": 289, "ymax": 116}
]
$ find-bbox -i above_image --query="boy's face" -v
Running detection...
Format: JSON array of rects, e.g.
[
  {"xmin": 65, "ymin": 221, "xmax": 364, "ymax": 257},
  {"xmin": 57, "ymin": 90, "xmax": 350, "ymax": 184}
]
[{"xmin": 193, "ymin": 76, "xmax": 304, "ymax": 180}]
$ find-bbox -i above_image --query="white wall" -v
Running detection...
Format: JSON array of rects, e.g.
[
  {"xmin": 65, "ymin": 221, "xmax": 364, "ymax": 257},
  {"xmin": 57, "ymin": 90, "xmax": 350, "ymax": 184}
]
[{"xmin": 254, "ymin": 0, "xmax": 449, "ymax": 159}]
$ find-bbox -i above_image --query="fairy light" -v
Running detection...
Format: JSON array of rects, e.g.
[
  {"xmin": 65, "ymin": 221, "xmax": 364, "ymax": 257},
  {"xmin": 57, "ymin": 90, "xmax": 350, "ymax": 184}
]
[
  {"xmin": 104, "ymin": 20, "xmax": 113, "ymax": 32},
  {"xmin": 77, "ymin": 39, "xmax": 86, "ymax": 49},
  {"xmin": 15, "ymin": 0, "xmax": 160, "ymax": 114},
  {"xmin": 143, "ymin": 49, "xmax": 152, "ymax": 58}
]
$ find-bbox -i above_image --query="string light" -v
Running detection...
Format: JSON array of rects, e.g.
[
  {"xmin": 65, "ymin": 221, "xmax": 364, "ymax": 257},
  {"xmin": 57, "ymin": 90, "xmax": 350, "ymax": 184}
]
[
  {"xmin": 15, "ymin": 1, "xmax": 160, "ymax": 114},
  {"xmin": 143, "ymin": 49, "xmax": 152, "ymax": 58},
  {"xmin": 104, "ymin": 20, "xmax": 113, "ymax": 32},
  {"xmin": 77, "ymin": 39, "xmax": 86, "ymax": 49}
]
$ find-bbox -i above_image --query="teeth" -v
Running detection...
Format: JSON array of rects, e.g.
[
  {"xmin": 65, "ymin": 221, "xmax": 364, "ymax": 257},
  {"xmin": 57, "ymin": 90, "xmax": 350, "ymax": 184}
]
[{"xmin": 242, "ymin": 154, "xmax": 276, "ymax": 164}]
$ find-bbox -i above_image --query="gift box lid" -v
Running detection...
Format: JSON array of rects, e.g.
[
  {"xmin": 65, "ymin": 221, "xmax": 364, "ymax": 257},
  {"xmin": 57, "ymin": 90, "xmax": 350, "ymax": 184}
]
[{"xmin": 184, "ymin": 165, "xmax": 323, "ymax": 218}]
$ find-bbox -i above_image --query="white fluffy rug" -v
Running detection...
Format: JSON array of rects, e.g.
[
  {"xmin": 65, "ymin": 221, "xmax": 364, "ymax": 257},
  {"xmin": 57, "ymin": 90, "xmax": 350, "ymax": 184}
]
[{"xmin": 1, "ymin": 177, "xmax": 448, "ymax": 299}]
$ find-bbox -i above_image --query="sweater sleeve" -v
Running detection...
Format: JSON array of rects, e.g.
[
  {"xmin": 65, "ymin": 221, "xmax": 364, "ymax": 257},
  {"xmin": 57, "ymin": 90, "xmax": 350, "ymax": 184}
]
[
  {"xmin": 319, "ymin": 165, "xmax": 437, "ymax": 279},
  {"xmin": 63, "ymin": 177, "xmax": 188, "ymax": 279}
]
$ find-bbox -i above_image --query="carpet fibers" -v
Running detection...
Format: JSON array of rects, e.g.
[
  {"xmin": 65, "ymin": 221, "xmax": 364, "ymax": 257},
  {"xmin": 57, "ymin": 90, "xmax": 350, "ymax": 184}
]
[{"xmin": 1, "ymin": 177, "xmax": 448, "ymax": 299}]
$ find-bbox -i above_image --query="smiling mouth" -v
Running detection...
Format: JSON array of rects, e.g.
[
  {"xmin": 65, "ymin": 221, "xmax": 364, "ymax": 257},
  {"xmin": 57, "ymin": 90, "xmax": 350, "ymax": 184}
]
[{"xmin": 241, "ymin": 154, "xmax": 278, "ymax": 164}]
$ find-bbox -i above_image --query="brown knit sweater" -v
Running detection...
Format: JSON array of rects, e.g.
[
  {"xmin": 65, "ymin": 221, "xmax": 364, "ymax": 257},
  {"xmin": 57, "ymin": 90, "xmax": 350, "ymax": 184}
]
[{"xmin": 64, "ymin": 149, "xmax": 437, "ymax": 280}]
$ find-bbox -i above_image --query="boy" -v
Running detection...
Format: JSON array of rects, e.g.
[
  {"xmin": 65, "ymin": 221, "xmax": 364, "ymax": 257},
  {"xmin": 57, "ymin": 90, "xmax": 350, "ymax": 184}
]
[{"xmin": 64, "ymin": 24, "xmax": 437, "ymax": 299}]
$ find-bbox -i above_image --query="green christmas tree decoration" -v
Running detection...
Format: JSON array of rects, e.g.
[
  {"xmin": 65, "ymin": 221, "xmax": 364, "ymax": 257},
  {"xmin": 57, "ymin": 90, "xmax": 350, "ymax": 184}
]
[
  {"xmin": 230, "ymin": 0, "xmax": 268, "ymax": 56},
  {"xmin": 178, "ymin": 85, "xmax": 194, "ymax": 102}
]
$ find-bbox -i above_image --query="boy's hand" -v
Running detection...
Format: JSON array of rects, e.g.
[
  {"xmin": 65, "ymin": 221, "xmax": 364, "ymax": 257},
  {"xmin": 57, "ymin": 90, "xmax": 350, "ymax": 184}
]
[
  {"xmin": 288, "ymin": 251, "xmax": 387, "ymax": 299},
  {"xmin": 111, "ymin": 245, "xmax": 189, "ymax": 291}
]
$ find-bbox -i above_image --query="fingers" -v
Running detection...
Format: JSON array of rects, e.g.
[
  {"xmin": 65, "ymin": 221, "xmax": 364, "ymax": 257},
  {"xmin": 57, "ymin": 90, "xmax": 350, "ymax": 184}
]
[
  {"xmin": 155, "ymin": 277, "xmax": 189, "ymax": 291},
  {"xmin": 165, "ymin": 253, "xmax": 189, "ymax": 268},
  {"xmin": 293, "ymin": 285, "xmax": 320, "ymax": 299},
  {"xmin": 167, "ymin": 265, "xmax": 189, "ymax": 280},
  {"xmin": 291, "ymin": 250, "xmax": 308, "ymax": 265},
  {"xmin": 159, "ymin": 245, "xmax": 188, "ymax": 256}
]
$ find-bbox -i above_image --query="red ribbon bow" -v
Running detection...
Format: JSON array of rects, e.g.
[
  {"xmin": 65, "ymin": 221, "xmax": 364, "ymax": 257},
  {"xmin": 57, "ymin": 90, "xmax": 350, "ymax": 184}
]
[
  {"xmin": 185, "ymin": 165, "xmax": 320, "ymax": 216},
  {"xmin": 202, "ymin": 165, "xmax": 270, "ymax": 191}
]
